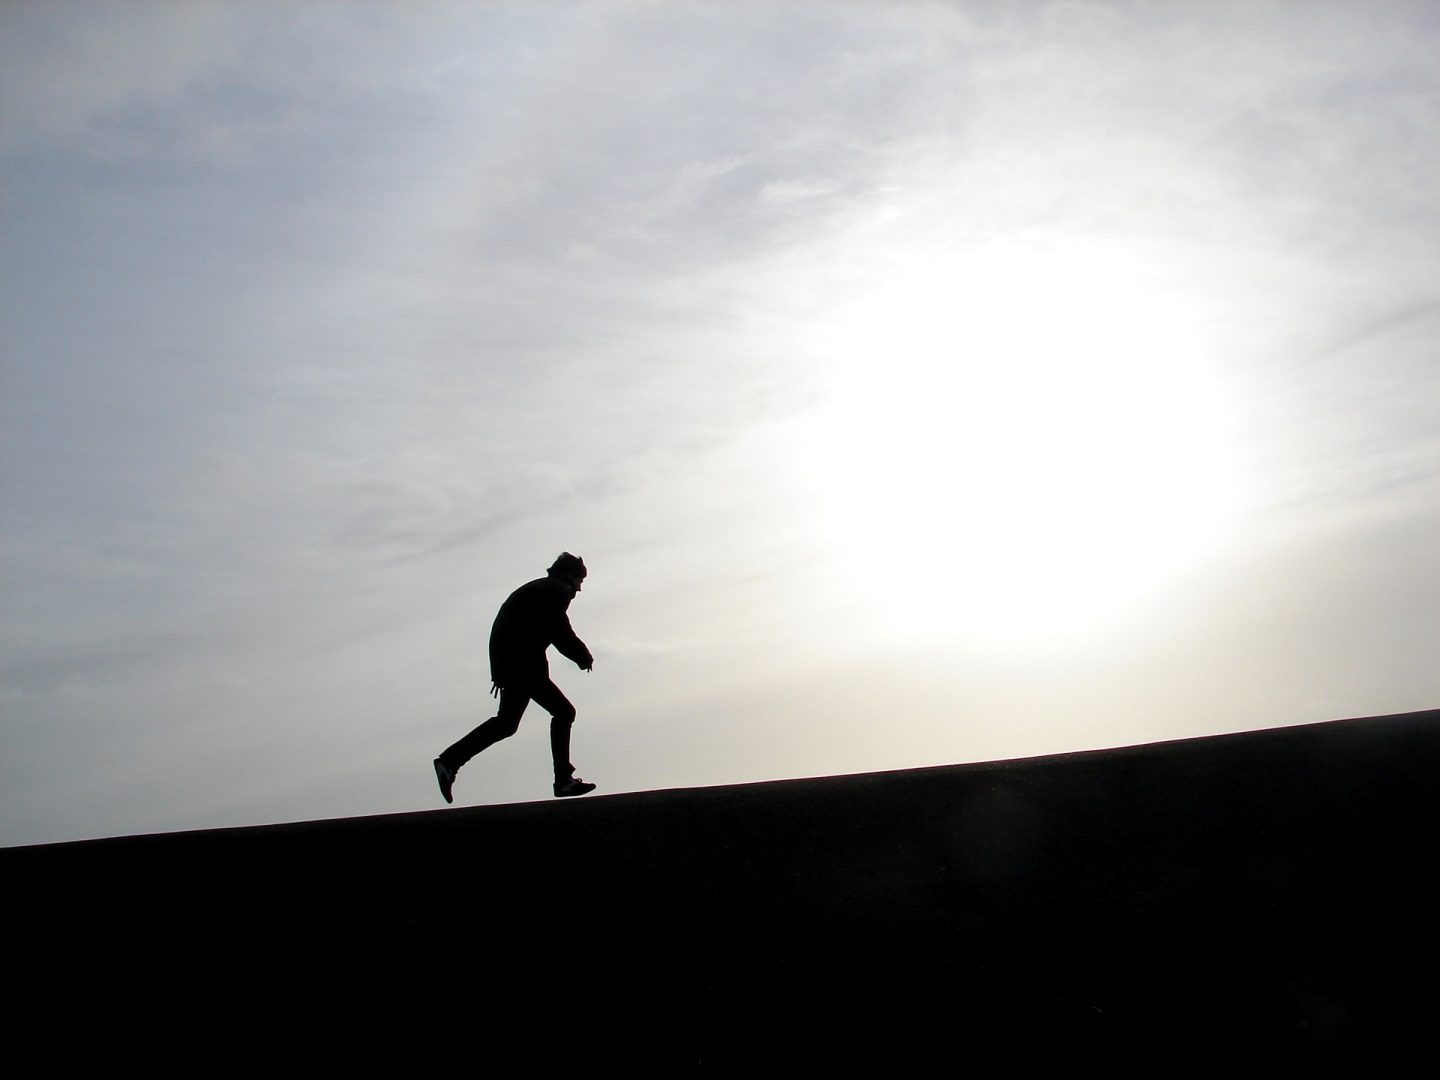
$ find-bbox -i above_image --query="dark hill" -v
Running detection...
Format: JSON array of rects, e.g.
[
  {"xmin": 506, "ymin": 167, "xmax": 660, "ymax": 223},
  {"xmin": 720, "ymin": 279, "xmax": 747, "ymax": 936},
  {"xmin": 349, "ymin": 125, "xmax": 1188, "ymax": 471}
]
[{"xmin": 7, "ymin": 709, "xmax": 1438, "ymax": 1068}]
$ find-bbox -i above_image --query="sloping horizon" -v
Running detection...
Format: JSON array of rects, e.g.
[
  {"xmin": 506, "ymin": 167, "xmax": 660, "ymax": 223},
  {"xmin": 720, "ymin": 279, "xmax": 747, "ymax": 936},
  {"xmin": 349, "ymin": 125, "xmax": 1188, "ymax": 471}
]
[
  {"xmin": 0, "ymin": 707, "xmax": 1418, "ymax": 850},
  {"xmin": 9, "ymin": 708, "xmax": 1438, "ymax": 1067},
  {"xmin": 4, "ymin": 3, "xmax": 1438, "ymax": 851},
  {"xmin": 0, "ymin": 704, "xmax": 1407, "ymax": 851}
]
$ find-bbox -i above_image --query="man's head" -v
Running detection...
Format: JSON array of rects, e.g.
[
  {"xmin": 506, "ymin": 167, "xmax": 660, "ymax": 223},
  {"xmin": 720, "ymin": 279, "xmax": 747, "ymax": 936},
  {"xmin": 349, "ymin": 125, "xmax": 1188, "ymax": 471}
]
[{"xmin": 548, "ymin": 552, "xmax": 587, "ymax": 592}]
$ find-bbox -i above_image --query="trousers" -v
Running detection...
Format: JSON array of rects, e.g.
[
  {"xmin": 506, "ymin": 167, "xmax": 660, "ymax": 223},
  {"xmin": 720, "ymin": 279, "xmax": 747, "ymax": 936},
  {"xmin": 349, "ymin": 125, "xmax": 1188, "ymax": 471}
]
[{"xmin": 439, "ymin": 678, "xmax": 577, "ymax": 782}]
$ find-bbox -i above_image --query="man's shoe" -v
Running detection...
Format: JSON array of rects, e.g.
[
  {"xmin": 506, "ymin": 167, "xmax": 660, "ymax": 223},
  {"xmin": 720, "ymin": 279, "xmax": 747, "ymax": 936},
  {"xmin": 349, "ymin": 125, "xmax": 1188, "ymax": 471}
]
[
  {"xmin": 553, "ymin": 777, "xmax": 596, "ymax": 798},
  {"xmin": 434, "ymin": 758, "xmax": 455, "ymax": 805}
]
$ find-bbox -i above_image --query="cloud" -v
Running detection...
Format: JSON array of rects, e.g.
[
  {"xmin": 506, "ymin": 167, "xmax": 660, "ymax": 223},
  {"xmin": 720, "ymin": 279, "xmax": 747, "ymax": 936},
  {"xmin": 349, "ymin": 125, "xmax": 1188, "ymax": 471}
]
[
  {"xmin": 0, "ymin": 1, "xmax": 239, "ymax": 156},
  {"xmin": 4, "ymin": 1, "xmax": 1439, "ymax": 845}
]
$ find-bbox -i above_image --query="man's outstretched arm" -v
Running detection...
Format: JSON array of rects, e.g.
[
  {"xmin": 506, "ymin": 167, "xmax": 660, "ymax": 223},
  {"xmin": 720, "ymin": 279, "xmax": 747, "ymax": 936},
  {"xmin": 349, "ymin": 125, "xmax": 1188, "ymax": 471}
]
[{"xmin": 551, "ymin": 614, "xmax": 593, "ymax": 671}]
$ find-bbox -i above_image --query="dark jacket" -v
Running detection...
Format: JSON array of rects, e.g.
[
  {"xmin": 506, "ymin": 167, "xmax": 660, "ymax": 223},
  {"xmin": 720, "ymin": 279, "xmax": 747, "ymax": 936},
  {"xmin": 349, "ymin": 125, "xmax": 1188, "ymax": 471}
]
[{"xmin": 489, "ymin": 573, "xmax": 592, "ymax": 688}]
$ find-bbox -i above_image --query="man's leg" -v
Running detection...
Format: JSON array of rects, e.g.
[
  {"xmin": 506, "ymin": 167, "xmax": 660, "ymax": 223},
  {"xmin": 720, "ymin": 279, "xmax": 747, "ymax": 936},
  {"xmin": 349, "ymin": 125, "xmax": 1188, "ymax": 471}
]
[
  {"xmin": 528, "ymin": 679, "xmax": 578, "ymax": 784},
  {"xmin": 530, "ymin": 680, "xmax": 596, "ymax": 797},
  {"xmin": 437, "ymin": 688, "xmax": 529, "ymax": 779}
]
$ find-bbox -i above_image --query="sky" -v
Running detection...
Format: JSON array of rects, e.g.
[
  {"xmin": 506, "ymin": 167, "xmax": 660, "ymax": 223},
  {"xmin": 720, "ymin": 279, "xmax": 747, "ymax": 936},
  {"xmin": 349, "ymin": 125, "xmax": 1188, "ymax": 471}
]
[{"xmin": 2, "ymin": 0, "xmax": 1437, "ymax": 848}]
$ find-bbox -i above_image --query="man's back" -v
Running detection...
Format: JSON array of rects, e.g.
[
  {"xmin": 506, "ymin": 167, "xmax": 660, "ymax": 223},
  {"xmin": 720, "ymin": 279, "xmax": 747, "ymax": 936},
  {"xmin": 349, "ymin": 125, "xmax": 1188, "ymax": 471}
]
[{"xmin": 489, "ymin": 575, "xmax": 587, "ymax": 686}]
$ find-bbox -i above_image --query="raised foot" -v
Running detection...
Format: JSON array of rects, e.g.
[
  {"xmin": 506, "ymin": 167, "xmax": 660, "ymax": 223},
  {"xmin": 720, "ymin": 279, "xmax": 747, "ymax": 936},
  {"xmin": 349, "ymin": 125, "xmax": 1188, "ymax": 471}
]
[{"xmin": 434, "ymin": 758, "xmax": 455, "ymax": 805}]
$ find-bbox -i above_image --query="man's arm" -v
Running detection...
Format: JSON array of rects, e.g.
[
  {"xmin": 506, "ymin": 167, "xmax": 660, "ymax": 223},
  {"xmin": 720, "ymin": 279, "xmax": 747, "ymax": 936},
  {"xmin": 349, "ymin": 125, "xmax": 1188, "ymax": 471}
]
[{"xmin": 551, "ymin": 613, "xmax": 593, "ymax": 671}]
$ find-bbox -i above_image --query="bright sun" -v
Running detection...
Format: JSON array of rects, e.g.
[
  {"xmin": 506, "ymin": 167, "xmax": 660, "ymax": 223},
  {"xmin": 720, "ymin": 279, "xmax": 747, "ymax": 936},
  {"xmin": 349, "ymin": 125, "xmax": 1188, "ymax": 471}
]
[{"xmin": 815, "ymin": 241, "xmax": 1235, "ymax": 649}]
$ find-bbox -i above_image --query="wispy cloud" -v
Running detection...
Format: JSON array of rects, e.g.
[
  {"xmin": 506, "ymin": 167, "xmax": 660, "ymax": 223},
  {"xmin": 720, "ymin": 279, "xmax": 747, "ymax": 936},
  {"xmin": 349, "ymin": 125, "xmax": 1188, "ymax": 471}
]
[{"xmin": 3, "ymin": 2, "xmax": 1438, "ymax": 845}]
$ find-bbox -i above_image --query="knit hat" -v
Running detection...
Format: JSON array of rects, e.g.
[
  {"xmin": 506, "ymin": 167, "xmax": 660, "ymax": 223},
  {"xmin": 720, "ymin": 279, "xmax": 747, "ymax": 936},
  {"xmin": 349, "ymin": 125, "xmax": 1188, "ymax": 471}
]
[{"xmin": 548, "ymin": 552, "xmax": 587, "ymax": 581}]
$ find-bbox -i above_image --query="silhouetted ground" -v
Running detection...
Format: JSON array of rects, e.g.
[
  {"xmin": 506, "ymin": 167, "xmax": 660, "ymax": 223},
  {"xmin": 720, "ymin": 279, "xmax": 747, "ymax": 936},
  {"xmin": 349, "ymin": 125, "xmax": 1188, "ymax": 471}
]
[{"xmin": 7, "ymin": 709, "xmax": 1438, "ymax": 1068}]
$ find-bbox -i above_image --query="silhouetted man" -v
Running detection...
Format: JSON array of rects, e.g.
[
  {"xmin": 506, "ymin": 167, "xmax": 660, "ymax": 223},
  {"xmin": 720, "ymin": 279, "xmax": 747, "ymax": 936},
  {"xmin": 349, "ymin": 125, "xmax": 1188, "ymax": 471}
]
[{"xmin": 433, "ymin": 553, "xmax": 597, "ymax": 803}]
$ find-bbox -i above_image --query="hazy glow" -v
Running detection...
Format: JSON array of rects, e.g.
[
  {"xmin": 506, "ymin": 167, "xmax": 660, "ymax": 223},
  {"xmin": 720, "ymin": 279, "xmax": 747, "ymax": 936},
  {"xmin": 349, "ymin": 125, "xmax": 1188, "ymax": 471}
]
[
  {"xmin": 4, "ymin": 3, "xmax": 1437, "ymax": 847},
  {"xmin": 818, "ymin": 242, "xmax": 1235, "ymax": 647}
]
